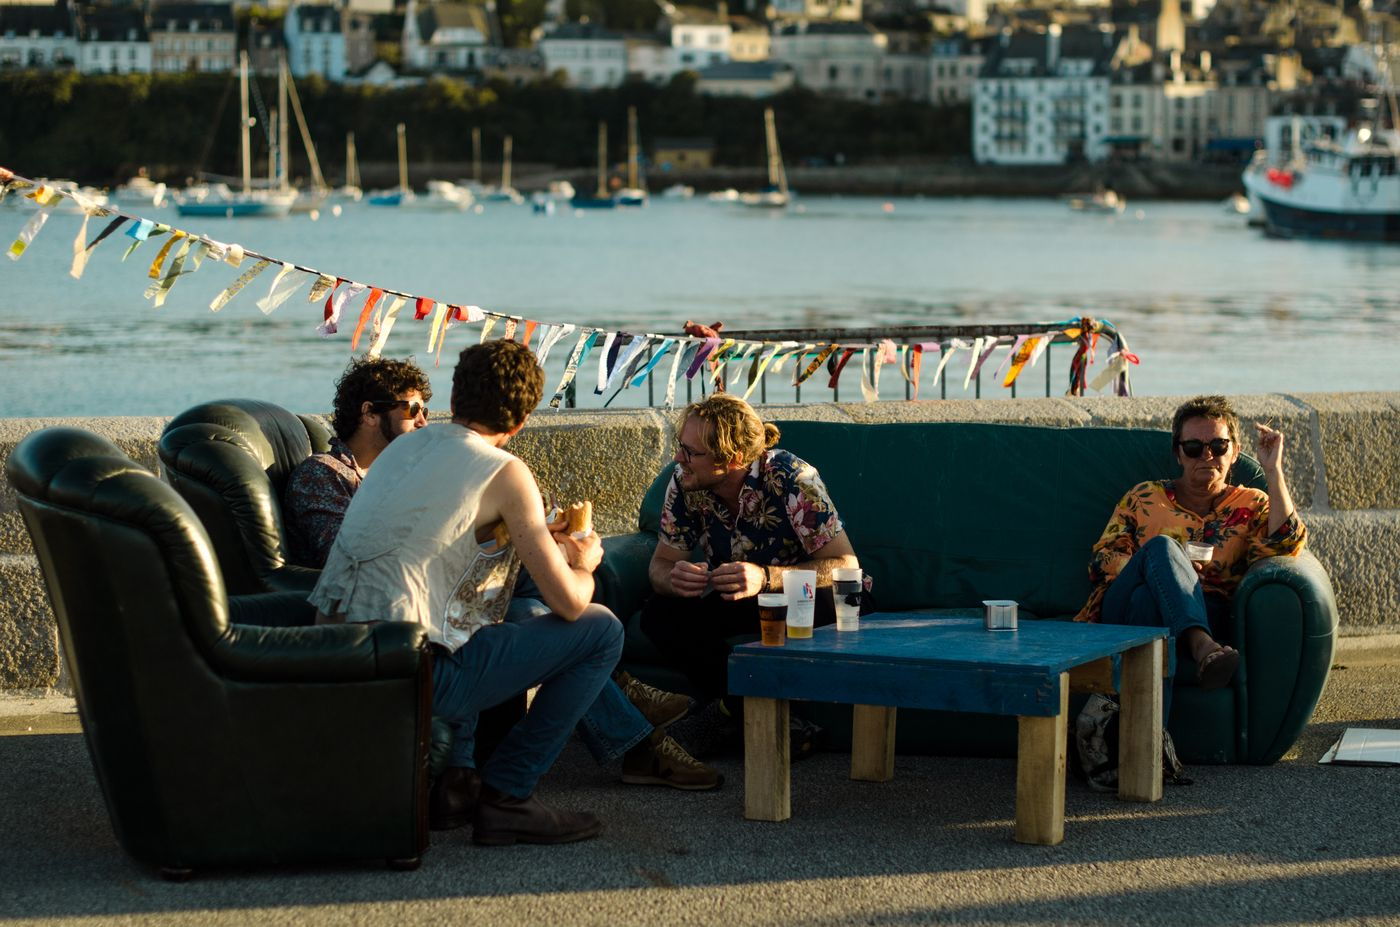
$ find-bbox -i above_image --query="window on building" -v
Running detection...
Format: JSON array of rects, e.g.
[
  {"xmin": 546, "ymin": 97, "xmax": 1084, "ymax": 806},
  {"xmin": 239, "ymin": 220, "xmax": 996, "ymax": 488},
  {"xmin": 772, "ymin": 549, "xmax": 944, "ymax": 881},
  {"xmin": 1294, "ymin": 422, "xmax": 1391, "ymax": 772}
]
[{"xmin": 828, "ymin": 64, "xmax": 838, "ymax": 81}]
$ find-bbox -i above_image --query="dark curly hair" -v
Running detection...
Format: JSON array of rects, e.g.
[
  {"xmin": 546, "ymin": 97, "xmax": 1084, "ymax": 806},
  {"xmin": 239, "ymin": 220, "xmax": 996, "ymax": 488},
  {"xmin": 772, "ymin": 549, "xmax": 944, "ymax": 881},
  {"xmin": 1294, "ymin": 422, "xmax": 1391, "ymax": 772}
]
[
  {"xmin": 450, "ymin": 340, "xmax": 544, "ymax": 433},
  {"xmin": 1171, "ymin": 394, "xmax": 1241, "ymax": 449},
  {"xmin": 330, "ymin": 356, "xmax": 433, "ymax": 441}
]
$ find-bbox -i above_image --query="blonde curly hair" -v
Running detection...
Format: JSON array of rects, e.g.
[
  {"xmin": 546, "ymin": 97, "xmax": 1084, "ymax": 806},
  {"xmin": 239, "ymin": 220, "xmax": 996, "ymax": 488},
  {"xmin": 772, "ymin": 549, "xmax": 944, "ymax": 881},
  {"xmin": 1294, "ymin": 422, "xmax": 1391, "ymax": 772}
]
[{"xmin": 679, "ymin": 394, "xmax": 780, "ymax": 467}]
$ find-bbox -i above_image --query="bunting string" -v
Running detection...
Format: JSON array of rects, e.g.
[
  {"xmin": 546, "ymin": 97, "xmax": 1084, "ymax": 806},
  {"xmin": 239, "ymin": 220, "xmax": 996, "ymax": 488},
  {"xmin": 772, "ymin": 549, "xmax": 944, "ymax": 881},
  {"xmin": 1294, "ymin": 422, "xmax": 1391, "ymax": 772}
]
[{"xmin": 0, "ymin": 166, "xmax": 1136, "ymax": 401}]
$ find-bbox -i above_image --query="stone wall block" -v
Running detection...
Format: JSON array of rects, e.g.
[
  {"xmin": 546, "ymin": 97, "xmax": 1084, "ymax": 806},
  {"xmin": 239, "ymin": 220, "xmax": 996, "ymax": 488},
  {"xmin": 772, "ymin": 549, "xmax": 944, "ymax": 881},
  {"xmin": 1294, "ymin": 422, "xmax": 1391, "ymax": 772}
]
[
  {"xmin": 0, "ymin": 554, "xmax": 61, "ymax": 691},
  {"xmin": 1303, "ymin": 510, "xmax": 1400, "ymax": 631},
  {"xmin": 506, "ymin": 410, "xmax": 671, "ymax": 537},
  {"xmin": 841, "ymin": 397, "xmax": 1090, "ymax": 426},
  {"xmin": 1307, "ymin": 393, "xmax": 1400, "ymax": 511}
]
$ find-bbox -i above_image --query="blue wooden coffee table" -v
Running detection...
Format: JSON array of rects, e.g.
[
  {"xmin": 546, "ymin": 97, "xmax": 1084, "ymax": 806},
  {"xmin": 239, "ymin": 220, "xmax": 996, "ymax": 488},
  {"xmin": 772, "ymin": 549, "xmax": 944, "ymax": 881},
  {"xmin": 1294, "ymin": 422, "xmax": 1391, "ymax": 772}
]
[{"xmin": 728, "ymin": 615, "xmax": 1168, "ymax": 846}]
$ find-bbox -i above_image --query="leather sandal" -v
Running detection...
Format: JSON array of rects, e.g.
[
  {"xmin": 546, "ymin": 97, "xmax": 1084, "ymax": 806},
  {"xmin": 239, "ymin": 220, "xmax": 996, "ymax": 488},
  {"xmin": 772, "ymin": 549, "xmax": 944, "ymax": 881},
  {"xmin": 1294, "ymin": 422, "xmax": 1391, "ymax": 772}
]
[{"xmin": 1196, "ymin": 646, "xmax": 1240, "ymax": 690}]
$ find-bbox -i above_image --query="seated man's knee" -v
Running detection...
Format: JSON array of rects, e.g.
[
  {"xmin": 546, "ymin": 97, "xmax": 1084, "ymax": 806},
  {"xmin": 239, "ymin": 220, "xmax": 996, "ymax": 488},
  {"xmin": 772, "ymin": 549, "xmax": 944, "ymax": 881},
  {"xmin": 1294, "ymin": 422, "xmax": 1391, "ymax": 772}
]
[
  {"xmin": 1142, "ymin": 534, "xmax": 1186, "ymax": 560},
  {"xmin": 578, "ymin": 604, "xmax": 625, "ymax": 654}
]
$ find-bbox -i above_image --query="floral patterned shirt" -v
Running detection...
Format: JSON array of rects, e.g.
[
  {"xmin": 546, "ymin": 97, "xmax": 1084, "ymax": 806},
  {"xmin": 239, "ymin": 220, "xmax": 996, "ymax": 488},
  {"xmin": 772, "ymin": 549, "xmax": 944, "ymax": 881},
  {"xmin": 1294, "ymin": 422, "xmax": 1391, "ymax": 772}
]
[
  {"xmin": 658, "ymin": 449, "xmax": 845, "ymax": 567},
  {"xmin": 283, "ymin": 436, "xmax": 363, "ymax": 569},
  {"xmin": 1074, "ymin": 479, "xmax": 1307, "ymax": 623}
]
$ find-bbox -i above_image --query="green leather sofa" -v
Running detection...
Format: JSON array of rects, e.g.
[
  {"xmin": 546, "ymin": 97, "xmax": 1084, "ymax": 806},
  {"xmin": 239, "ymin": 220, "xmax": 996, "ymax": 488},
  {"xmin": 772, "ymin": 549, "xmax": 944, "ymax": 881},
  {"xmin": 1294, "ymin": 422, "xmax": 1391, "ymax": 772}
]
[
  {"xmin": 8, "ymin": 427, "xmax": 433, "ymax": 878},
  {"xmin": 598, "ymin": 421, "xmax": 1339, "ymax": 766}
]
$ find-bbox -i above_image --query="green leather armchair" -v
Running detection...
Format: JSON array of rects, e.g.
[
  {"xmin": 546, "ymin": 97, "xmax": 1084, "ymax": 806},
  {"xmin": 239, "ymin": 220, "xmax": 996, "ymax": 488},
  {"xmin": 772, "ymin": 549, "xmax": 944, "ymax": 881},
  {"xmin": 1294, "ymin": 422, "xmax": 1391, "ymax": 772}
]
[
  {"xmin": 8, "ymin": 427, "xmax": 432, "ymax": 878},
  {"xmin": 158, "ymin": 398, "xmax": 331, "ymax": 596}
]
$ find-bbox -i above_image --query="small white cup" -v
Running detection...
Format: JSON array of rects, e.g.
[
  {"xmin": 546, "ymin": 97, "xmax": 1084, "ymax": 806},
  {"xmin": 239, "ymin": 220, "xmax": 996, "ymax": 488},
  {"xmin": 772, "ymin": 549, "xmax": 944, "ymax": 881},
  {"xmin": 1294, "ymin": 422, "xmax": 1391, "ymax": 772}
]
[
  {"xmin": 833, "ymin": 567, "xmax": 863, "ymax": 632},
  {"xmin": 1185, "ymin": 542, "xmax": 1214, "ymax": 562}
]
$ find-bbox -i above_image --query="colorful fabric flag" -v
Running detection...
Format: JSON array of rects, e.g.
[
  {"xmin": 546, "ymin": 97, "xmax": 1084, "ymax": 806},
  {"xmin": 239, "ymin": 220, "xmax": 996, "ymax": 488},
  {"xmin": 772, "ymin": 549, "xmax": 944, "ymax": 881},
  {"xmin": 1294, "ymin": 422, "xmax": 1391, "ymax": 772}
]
[
  {"xmin": 257, "ymin": 263, "xmax": 302, "ymax": 314},
  {"xmin": 350, "ymin": 288, "xmax": 384, "ymax": 352},
  {"xmin": 629, "ymin": 338, "xmax": 674, "ymax": 388},
  {"xmin": 367, "ymin": 296, "xmax": 408, "ymax": 358},
  {"xmin": 549, "ymin": 329, "xmax": 598, "ymax": 409},
  {"xmin": 210, "ymin": 259, "xmax": 271, "ymax": 312},
  {"xmin": 7, "ymin": 209, "xmax": 50, "ymax": 261}
]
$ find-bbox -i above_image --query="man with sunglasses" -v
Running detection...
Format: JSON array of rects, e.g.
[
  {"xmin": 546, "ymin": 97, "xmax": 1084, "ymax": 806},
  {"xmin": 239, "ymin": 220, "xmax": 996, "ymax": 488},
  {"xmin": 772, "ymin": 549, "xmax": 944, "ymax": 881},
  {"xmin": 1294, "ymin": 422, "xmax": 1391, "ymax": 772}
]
[
  {"xmin": 284, "ymin": 355, "xmax": 432, "ymax": 569},
  {"xmin": 1074, "ymin": 394, "xmax": 1307, "ymax": 709}
]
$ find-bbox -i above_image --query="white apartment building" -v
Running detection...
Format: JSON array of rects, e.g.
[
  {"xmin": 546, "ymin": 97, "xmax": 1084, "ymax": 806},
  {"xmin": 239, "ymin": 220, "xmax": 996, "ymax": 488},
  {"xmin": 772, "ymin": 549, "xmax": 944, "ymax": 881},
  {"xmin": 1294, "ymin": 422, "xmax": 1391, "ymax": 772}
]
[
  {"xmin": 537, "ymin": 22, "xmax": 626, "ymax": 88},
  {"xmin": 728, "ymin": 19, "xmax": 769, "ymax": 61},
  {"xmin": 149, "ymin": 3, "xmax": 236, "ymax": 74},
  {"xmin": 973, "ymin": 25, "xmax": 1113, "ymax": 165},
  {"xmin": 769, "ymin": 20, "xmax": 888, "ymax": 101},
  {"xmin": 402, "ymin": 0, "xmax": 492, "ymax": 72},
  {"xmin": 285, "ymin": 3, "xmax": 349, "ymax": 80},
  {"xmin": 667, "ymin": 8, "xmax": 730, "ymax": 71},
  {"xmin": 77, "ymin": 8, "xmax": 150, "ymax": 74},
  {"xmin": 929, "ymin": 36, "xmax": 983, "ymax": 104},
  {"xmin": 0, "ymin": 1, "xmax": 78, "ymax": 70},
  {"xmin": 695, "ymin": 59, "xmax": 795, "ymax": 96}
]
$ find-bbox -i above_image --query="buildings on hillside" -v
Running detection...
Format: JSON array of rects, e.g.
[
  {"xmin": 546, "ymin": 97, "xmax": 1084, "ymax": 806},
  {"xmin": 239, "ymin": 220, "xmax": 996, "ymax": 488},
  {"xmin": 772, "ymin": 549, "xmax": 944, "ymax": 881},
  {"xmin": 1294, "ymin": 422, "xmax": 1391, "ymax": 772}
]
[{"xmin": 0, "ymin": 0, "xmax": 1393, "ymax": 165}]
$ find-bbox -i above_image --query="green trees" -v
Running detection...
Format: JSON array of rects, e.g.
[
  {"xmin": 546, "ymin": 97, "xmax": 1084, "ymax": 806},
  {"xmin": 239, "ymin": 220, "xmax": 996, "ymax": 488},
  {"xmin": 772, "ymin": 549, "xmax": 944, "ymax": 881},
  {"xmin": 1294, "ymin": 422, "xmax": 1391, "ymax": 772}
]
[{"xmin": 0, "ymin": 71, "xmax": 970, "ymax": 185}]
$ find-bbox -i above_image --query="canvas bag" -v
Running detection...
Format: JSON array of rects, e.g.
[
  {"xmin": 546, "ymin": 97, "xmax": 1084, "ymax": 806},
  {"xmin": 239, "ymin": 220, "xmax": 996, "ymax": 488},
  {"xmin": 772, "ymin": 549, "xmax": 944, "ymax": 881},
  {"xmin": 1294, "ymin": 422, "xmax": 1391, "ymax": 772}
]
[{"xmin": 1073, "ymin": 693, "xmax": 1191, "ymax": 791}]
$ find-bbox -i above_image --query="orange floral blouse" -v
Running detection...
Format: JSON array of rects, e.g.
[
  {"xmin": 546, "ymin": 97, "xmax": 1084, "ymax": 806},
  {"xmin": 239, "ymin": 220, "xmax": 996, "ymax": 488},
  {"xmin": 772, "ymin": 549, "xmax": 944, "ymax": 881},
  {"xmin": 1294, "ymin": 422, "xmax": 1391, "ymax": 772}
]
[{"xmin": 1073, "ymin": 479, "xmax": 1307, "ymax": 623}]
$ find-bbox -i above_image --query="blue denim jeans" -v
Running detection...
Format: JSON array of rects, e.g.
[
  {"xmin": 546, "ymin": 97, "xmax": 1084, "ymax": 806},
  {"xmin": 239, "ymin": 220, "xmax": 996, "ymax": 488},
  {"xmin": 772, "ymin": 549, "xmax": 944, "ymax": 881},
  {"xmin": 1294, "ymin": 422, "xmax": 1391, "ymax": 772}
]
[
  {"xmin": 432, "ymin": 603, "xmax": 623, "ymax": 798},
  {"xmin": 508, "ymin": 594, "xmax": 652, "ymax": 762},
  {"xmin": 1101, "ymin": 534, "xmax": 1226, "ymax": 719}
]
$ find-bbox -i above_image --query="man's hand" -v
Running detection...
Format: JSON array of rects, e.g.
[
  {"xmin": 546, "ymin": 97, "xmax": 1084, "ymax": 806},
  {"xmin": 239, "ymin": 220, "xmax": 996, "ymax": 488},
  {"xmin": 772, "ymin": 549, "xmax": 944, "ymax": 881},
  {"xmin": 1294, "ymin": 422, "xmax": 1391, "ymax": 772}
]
[
  {"xmin": 555, "ymin": 530, "xmax": 603, "ymax": 574},
  {"xmin": 669, "ymin": 560, "xmax": 711, "ymax": 598},
  {"xmin": 710, "ymin": 561, "xmax": 765, "ymax": 601}
]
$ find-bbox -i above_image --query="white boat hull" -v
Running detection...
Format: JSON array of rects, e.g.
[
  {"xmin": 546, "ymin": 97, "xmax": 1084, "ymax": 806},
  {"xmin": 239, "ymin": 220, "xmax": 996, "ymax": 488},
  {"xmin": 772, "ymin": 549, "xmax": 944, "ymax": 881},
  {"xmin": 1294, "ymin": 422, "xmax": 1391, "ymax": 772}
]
[{"xmin": 1242, "ymin": 160, "xmax": 1400, "ymax": 242}]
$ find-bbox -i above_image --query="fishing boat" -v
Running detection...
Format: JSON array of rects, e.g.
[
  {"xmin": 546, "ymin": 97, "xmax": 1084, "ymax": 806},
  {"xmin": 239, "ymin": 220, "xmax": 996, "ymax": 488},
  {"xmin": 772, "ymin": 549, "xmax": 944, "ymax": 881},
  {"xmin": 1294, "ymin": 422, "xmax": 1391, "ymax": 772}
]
[
  {"xmin": 738, "ymin": 107, "xmax": 790, "ymax": 209},
  {"xmin": 613, "ymin": 107, "xmax": 648, "ymax": 207},
  {"xmin": 1240, "ymin": 95, "xmax": 1399, "ymax": 242},
  {"xmin": 367, "ymin": 123, "xmax": 474, "ymax": 210},
  {"xmin": 174, "ymin": 52, "xmax": 295, "ymax": 219},
  {"xmin": 571, "ymin": 123, "xmax": 617, "ymax": 210}
]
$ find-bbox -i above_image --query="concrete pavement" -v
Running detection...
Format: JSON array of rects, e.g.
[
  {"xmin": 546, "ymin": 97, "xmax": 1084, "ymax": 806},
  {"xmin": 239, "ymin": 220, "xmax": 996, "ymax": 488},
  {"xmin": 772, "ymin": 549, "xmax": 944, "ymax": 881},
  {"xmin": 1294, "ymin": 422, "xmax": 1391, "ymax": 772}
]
[{"xmin": 1, "ymin": 636, "xmax": 1398, "ymax": 927}]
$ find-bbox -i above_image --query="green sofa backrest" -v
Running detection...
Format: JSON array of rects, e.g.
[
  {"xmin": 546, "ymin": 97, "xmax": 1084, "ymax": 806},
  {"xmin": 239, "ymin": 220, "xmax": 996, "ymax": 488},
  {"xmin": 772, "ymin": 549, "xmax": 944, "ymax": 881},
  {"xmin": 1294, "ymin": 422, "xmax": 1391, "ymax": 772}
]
[{"xmin": 639, "ymin": 421, "xmax": 1265, "ymax": 618}]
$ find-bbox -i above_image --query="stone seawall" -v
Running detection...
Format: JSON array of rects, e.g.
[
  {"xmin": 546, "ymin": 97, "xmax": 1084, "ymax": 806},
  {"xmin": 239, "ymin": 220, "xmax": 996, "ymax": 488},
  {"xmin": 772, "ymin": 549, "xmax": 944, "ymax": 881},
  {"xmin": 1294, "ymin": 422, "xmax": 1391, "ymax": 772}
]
[{"xmin": 2, "ymin": 392, "xmax": 1395, "ymax": 694}]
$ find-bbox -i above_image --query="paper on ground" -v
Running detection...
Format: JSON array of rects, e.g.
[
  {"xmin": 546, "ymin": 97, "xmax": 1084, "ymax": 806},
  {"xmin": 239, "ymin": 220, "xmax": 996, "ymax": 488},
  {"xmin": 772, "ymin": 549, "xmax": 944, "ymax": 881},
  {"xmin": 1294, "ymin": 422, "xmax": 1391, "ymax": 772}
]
[{"xmin": 1318, "ymin": 727, "xmax": 1400, "ymax": 765}]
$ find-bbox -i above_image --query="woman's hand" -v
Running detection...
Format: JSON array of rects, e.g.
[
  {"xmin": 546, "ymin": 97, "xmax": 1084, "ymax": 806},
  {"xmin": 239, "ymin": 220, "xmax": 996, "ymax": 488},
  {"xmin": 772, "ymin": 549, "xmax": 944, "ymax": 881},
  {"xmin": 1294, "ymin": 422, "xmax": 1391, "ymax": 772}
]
[{"xmin": 1255, "ymin": 422, "xmax": 1285, "ymax": 475}]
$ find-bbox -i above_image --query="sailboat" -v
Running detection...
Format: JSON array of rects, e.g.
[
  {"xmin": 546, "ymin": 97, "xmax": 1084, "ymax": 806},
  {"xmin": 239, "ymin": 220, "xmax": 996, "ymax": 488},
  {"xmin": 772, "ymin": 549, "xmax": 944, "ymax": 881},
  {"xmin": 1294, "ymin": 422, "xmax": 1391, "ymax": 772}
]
[
  {"xmin": 738, "ymin": 107, "xmax": 790, "ymax": 209},
  {"xmin": 335, "ymin": 132, "xmax": 363, "ymax": 203},
  {"xmin": 479, "ymin": 135, "xmax": 525, "ymax": 204},
  {"xmin": 571, "ymin": 122, "xmax": 617, "ymax": 210},
  {"xmin": 367, "ymin": 123, "xmax": 474, "ymax": 210},
  {"xmin": 175, "ymin": 52, "xmax": 295, "ymax": 218},
  {"xmin": 613, "ymin": 106, "xmax": 648, "ymax": 207}
]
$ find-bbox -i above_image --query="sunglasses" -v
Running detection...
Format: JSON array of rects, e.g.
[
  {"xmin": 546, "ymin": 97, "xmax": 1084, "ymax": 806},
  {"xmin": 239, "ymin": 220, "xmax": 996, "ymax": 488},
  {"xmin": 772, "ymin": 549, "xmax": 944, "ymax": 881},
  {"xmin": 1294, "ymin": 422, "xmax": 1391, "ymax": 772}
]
[
  {"xmin": 373, "ymin": 399, "xmax": 428, "ymax": 420},
  {"xmin": 1177, "ymin": 437, "xmax": 1231, "ymax": 459},
  {"xmin": 676, "ymin": 442, "xmax": 710, "ymax": 463}
]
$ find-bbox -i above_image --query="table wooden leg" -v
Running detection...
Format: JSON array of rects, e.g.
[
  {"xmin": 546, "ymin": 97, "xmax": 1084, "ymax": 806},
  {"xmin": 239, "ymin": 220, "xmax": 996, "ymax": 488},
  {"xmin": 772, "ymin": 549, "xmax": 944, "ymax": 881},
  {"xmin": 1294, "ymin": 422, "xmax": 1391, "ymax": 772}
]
[
  {"xmin": 851, "ymin": 704, "xmax": 896, "ymax": 782},
  {"xmin": 1015, "ymin": 672, "xmax": 1067, "ymax": 846},
  {"xmin": 1118, "ymin": 638, "xmax": 1164, "ymax": 803},
  {"xmin": 744, "ymin": 696, "xmax": 790, "ymax": 822}
]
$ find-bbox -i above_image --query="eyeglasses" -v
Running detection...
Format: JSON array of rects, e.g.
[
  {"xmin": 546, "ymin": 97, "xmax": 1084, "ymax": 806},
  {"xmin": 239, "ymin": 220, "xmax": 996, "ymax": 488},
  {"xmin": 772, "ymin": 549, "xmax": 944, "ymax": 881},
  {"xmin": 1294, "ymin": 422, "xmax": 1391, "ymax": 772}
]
[
  {"xmin": 676, "ymin": 442, "xmax": 710, "ymax": 463},
  {"xmin": 373, "ymin": 399, "xmax": 428, "ymax": 420},
  {"xmin": 1177, "ymin": 437, "xmax": 1231, "ymax": 459}
]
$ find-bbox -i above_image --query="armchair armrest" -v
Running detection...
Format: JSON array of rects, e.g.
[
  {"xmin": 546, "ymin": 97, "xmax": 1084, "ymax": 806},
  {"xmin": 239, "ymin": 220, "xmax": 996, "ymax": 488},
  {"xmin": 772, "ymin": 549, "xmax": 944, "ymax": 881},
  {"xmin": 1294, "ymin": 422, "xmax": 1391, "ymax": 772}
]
[
  {"xmin": 596, "ymin": 531, "xmax": 660, "ymax": 620},
  {"xmin": 1231, "ymin": 550, "xmax": 1339, "ymax": 764},
  {"xmin": 214, "ymin": 621, "xmax": 429, "ymax": 683}
]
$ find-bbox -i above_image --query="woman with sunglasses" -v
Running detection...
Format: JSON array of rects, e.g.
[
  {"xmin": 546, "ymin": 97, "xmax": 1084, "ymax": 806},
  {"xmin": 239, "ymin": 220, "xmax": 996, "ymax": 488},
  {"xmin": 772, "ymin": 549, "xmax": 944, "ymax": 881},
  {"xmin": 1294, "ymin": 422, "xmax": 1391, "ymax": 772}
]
[{"xmin": 1073, "ymin": 395, "xmax": 1307, "ymax": 698}]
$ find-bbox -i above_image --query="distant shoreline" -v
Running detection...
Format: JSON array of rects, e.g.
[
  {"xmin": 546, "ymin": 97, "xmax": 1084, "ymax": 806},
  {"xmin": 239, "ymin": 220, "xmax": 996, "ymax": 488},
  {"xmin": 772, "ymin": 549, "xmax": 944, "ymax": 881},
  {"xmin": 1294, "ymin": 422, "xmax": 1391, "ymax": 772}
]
[{"xmin": 482, "ymin": 160, "xmax": 1245, "ymax": 201}]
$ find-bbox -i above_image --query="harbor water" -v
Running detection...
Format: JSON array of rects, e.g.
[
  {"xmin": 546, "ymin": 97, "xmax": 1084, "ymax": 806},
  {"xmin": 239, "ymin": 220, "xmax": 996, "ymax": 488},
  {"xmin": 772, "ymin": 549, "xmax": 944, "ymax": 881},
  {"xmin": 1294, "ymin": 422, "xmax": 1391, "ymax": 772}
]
[{"xmin": 1, "ymin": 194, "xmax": 1397, "ymax": 419}]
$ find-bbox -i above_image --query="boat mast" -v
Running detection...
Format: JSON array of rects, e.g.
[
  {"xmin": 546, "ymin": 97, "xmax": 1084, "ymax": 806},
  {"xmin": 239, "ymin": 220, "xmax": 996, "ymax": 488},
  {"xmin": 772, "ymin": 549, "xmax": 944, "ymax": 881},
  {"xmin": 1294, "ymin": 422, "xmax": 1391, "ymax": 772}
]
[
  {"xmin": 596, "ymin": 122, "xmax": 608, "ymax": 197},
  {"xmin": 276, "ymin": 57, "xmax": 289, "ymax": 191},
  {"xmin": 627, "ymin": 106, "xmax": 639, "ymax": 189},
  {"xmin": 396, "ymin": 122, "xmax": 409, "ymax": 195},
  {"xmin": 283, "ymin": 54, "xmax": 326, "ymax": 192},
  {"xmin": 239, "ymin": 51, "xmax": 252, "ymax": 194},
  {"xmin": 502, "ymin": 135, "xmax": 513, "ymax": 191},
  {"xmin": 345, "ymin": 132, "xmax": 359, "ymax": 189},
  {"xmin": 763, "ymin": 106, "xmax": 787, "ymax": 195},
  {"xmin": 472, "ymin": 127, "xmax": 482, "ymax": 185}
]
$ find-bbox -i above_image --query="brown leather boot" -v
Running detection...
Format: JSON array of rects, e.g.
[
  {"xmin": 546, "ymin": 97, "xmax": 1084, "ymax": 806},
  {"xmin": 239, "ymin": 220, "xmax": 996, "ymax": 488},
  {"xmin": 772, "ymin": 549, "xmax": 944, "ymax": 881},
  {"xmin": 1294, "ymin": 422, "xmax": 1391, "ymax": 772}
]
[
  {"xmin": 472, "ymin": 784, "xmax": 603, "ymax": 846},
  {"xmin": 429, "ymin": 766, "xmax": 480, "ymax": 831},
  {"xmin": 615, "ymin": 670, "xmax": 691, "ymax": 727}
]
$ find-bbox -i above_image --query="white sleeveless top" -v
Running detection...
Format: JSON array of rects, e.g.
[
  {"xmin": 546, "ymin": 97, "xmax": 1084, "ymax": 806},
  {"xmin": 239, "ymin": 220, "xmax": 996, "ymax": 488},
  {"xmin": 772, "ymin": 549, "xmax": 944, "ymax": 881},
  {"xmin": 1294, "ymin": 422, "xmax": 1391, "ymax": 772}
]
[{"xmin": 308, "ymin": 423, "xmax": 520, "ymax": 652}]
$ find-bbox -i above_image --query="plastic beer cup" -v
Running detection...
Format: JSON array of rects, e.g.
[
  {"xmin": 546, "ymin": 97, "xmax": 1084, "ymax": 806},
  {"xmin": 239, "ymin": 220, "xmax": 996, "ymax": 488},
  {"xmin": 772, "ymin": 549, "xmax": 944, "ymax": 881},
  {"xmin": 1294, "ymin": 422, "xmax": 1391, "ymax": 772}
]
[
  {"xmin": 783, "ymin": 570, "xmax": 816, "ymax": 639},
  {"xmin": 757, "ymin": 593, "xmax": 787, "ymax": 646}
]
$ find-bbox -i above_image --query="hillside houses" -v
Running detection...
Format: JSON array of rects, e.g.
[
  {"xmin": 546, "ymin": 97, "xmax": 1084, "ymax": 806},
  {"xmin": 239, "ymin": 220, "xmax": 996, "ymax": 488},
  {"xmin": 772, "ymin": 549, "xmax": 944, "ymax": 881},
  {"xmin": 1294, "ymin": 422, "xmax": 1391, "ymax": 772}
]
[{"xmin": 0, "ymin": 0, "xmax": 1392, "ymax": 165}]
